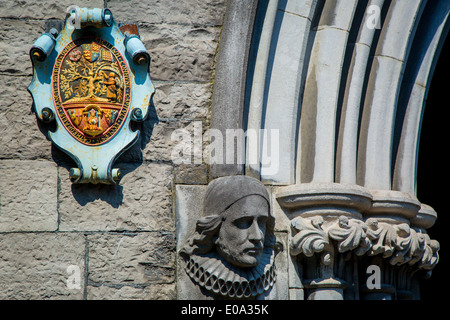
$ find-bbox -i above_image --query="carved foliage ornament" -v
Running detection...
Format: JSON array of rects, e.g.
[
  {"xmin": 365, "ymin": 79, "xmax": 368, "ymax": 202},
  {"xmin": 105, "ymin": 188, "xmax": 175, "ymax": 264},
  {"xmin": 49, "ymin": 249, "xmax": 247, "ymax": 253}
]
[
  {"xmin": 365, "ymin": 218, "xmax": 439, "ymax": 269},
  {"xmin": 290, "ymin": 216, "xmax": 439, "ymax": 270},
  {"xmin": 29, "ymin": 8, "xmax": 154, "ymax": 184}
]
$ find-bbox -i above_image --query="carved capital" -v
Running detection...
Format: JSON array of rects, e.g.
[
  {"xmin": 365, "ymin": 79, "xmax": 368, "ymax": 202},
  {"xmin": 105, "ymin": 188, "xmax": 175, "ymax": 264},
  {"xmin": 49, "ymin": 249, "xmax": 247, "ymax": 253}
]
[
  {"xmin": 277, "ymin": 184, "xmax": 439, "ymax": 271},
  {"xmin": 290, "ymin": 215, "xmax": 439, "ymax": 271}
]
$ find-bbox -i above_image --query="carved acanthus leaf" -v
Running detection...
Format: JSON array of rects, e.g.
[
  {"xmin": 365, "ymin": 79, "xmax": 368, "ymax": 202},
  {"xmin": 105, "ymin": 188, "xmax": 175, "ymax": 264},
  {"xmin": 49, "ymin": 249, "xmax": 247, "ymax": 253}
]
[
  {"xmin": 289, "ymin": 216, "xmax": 439, "ymax": 270},
  {"xmin": 417, "ymin": 232, "xmax": 440, "ymax": 270},
  {"xmin": 290, "ymin": 216, "xmax": 330, "ymax": 264},
  {"xmin": 328, "ymin": 216, "xmax": 371, "ymax": 256},
  {"xmin": 366, "ymin": 219, "xmax": 408, "ymax": 259},
  {"xmin": 391, "ymin": 227, "xmax": 425, "ymax": 266},
  {"xmin": 365, "ymin": 219, "xmax": 439, "ymax": 269}
]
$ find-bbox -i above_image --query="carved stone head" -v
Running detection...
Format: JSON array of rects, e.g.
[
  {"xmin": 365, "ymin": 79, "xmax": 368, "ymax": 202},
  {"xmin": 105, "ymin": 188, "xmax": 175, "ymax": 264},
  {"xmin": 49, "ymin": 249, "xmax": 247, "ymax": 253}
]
[{"xmin": 180, "ymin": 175, "xmax": 277, "ymax": 298}]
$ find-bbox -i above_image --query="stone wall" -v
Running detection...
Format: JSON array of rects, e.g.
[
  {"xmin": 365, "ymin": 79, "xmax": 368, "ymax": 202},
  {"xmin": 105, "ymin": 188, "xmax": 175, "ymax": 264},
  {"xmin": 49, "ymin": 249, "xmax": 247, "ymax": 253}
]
[
  {"xmin": 0, "ymin": 0, "xmax": 447, "ymax": 302},
  {"xmin": 0, "ymin": 0, "xmax": 226, "ymax": 299}
]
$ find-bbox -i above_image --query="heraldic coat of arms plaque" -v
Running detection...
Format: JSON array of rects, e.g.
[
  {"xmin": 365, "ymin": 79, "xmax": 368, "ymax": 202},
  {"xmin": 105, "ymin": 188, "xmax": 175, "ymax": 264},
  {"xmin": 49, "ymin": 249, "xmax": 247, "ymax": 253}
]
[{"xmin": 29, "ymin": 7, "xmax": 154, "ymax": 184}]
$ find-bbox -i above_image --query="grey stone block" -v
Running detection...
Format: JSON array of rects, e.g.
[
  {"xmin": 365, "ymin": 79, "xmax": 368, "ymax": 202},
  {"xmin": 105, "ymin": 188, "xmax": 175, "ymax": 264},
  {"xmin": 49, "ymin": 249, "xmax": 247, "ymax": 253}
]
[
  {"xmin": 0, "ymin": 74, "xmax": 52, "ymax": 160},
  {"xmin": 174, "ymin": 164, "xmax": 208, "ymax": 185},
  {"xmin": 0, "ymin": 19, "xmax": 44, "ymax": 75},
  {"xmin": 0, "ymin": 232, "xmax": 85, "ymax": 299},
  {"xmin": 271, "ymin": 231, "xmax": 289, "ymax": 300},
  {"xmin": 87, "ymin": 284, "xmax": 176, "ymax": 300},
  {"xmin": 116, "ymin": 80, "xmax": 213, "ymax": 164},
  {"xmin": 153, "ymin": 81, "xmax": 212, "ymax": 121},
  {"xmin": 0, "ymin": 0, "xmax": 104, "ymax": 20},
  {"xmin": 107, "ymin": 0, "xmax": 226, "ymax": 26},
  {"xmin": 87, "ymin": 232, "xmax": 176, "ymax": 286},
  {"xmin": 58, "ymin": 162, "xmax": 174, "ymax": 232},
  {"xmin": 175, "ymin": 185, "xmax": 207, "ymax": 249},
  {"xmin": 140, "ymin": 23, "xmax": 221, "ymax": 81},
  {"xmin": 175, "ymin": 184, "xmax": 208, "ymax": 299},
  {"xmin": 0, "ymin": 159, "xmax": 58, "ymax": 232}
]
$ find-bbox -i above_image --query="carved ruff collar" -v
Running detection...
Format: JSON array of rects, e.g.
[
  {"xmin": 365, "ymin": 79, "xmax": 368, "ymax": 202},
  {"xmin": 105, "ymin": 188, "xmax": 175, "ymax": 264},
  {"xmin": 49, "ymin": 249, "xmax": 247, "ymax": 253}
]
[{"xmin": 181, "ymin": 247, "xmax": 276, "ymax": 299}]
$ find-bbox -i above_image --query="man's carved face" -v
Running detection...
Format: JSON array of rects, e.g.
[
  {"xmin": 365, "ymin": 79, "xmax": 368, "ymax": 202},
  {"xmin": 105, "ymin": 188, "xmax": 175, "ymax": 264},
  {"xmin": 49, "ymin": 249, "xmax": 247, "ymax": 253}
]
[{"xmin": 215, "ymin": 195, "xmax": 269, "ymax": 268}]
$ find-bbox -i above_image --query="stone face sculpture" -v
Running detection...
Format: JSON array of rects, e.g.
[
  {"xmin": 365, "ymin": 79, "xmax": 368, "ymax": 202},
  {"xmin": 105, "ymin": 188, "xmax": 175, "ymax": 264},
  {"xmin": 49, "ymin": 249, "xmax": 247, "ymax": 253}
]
[{"xmin": 179, "ymin": 175, "xmax": 277, "ymax": 299}]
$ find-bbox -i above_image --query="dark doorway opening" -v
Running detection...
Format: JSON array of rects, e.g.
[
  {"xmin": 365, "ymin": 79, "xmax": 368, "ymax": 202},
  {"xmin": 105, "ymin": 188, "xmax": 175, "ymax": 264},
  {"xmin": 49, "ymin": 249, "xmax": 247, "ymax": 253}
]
[{"xmin": 416, "ymin": 32, "xmax": 449, "ymax": 301}]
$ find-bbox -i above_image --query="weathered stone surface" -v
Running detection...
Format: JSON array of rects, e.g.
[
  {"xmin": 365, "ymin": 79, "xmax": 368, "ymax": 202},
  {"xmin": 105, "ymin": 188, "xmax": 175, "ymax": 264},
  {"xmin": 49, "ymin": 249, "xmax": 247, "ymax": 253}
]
[
  {"xmin": 0, "ymin": 19, "xmax": 43, "ymax": 75},
  {"xmin": 87, "ymin": 283, "xmax": 176, "ymax": 300},
  {"xmin": 270, "ymin": 186, "xmax": 291, "ymax": 232},
  {"xmin": 280, "ymin": 0, "xmax": 318, "ymax": 20},
  {"xmin": 0, "ymin": 21, "xmax": 52, "ymax": 160},
  {"xmin": 114, "ymin": 81, "xmax": 212, "ymax": 164},
  {"xmin": 0, "ymin": 0, "xmax": 104, "ymax": 20},
  {"xmin": 87, "ymin": 232, "xmax": 176, "ymax": 286},
  {"xmin": 0, "ymin": 159, "xmax": 58, "ymax": 232},
  {"xmin": 209, "ymin": 0, "xmax": 259, "ymax": 178},
  {"xmin": 271, "ymin": 231, "xmax": 289, "ymax": 300},
  {"xmin": 0, "ymin": 0, "xmax": 226, "ymax": 302},
  {"xmin": 113, "ymin": 81, "xmax": 213, "ymax": 164},
  {"xmin": 175, "ymin": 185, "xmax": 207, "ymax": 249},
  {"xmin": 58, "ymin": 162, "xmax": 174, "ymax": 232},
  {"xmin": 0, "ymin": 12, "xmax": 223, "ymax": 81},
  {"xmin": 142, "ymin": 121, "xmax": 178, "ymax": 163},
  {"xmin": 140, "ymin": 23, "xmax": 221, "ymax": 81},
  {"xmin": 0, "ymin": 233, "xmax": 85, "ymax": 299},
  {"xmin": 0, "ymin": 21, "xmax": 52, "ymax": 161},
  {"xmin": 174, "ymin": 164, "xmax": 208, "ymax": 185},
  {"xmin": 142, "ymin": 120, "xmax": 206, "ymax": 163},
  {"xmin": 261, "ymin": 11, "xmax": 311, "ymax": 184},
  {"xmin": 153, "ymin": 81, "xmax": 212, "ymax": 121},
  {"xmin": 108, "ymin": 0, "xmax": 226, "ymax": 26},
  {"xmin": 0, "ymin": 74, "xmax": 52, "ymax": 160}
]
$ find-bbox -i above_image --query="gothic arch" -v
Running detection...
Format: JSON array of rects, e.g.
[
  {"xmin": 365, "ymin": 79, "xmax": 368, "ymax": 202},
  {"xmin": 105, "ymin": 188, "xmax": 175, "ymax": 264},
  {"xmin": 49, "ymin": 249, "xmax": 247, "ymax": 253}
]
[{"xmin": 209, "ymin": 0, "xmax": 449, "ymax": 299}]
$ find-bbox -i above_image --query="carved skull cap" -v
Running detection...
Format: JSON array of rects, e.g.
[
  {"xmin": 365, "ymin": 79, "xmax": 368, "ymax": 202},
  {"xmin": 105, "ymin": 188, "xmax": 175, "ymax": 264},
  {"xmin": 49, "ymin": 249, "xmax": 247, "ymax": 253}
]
[{"xmin": 203, "ymin": 175, "xmax": 270, "ymax": 217}]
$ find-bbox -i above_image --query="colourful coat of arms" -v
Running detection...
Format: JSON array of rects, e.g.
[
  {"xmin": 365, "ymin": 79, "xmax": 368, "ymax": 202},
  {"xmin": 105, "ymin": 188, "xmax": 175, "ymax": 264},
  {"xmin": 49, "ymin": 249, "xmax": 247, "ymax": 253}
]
[
  {"xmin": 54, "ymin": 38, "xmax": 131, "ymax": 145},
  {"xmin": 29, "ymin": 8, "xmax": 154, "ymax": 184}
]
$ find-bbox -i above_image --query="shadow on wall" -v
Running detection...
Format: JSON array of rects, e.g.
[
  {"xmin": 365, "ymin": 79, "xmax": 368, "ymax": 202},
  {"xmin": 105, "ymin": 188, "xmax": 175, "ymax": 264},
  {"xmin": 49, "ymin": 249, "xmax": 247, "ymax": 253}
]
[{"xmin": 38, "ymin": 96, "xmax": 159, "ymax": 208}]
